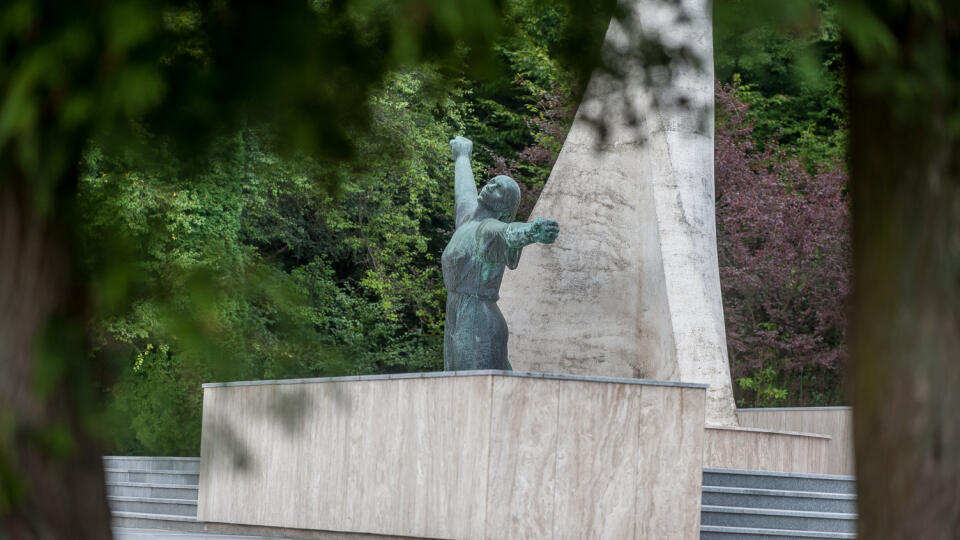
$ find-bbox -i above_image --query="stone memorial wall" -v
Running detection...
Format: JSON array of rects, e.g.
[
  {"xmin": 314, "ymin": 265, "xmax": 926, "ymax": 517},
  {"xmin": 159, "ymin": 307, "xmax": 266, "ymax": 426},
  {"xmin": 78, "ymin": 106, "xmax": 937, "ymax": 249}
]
[{"xmin": 197, "ymin": 372, "xmax": 707, "ymax": 539}]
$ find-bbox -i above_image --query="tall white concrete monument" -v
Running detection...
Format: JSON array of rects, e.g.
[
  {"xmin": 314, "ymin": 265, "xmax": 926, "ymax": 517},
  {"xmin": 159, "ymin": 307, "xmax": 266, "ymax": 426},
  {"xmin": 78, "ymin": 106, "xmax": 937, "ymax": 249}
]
[{"xmin": 499, "ymin": 0, "xmax": 737, "ymax": 426}]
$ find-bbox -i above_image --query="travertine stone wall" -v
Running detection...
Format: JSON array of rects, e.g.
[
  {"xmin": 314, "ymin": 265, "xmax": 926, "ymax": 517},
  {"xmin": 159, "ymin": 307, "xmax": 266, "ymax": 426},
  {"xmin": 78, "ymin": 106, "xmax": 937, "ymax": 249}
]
[
  {"xmin": 703, "ymin": 426, "xmax": 833, "ymax": 475},
  {"xmin": 736, "ymin": 407, "xmax": 854, "ymax": 475},
  {"xmin": 198, "ymin": 372, "xmax": 707, "ymax": 539},
  {"xmin": 497, "ymin": 0, "xmax": 737, "ymax": 426}
]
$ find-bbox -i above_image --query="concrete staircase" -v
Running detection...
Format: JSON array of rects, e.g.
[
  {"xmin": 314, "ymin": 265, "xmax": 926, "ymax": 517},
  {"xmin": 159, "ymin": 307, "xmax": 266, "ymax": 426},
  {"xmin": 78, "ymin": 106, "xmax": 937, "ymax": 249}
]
[
  {"xmin": 105, "ymin": 456, "xmax": 203, "ymax": 532},
  {"xmin": 701, "ymin": 468, "xmax": 857, "ymax": 539}
]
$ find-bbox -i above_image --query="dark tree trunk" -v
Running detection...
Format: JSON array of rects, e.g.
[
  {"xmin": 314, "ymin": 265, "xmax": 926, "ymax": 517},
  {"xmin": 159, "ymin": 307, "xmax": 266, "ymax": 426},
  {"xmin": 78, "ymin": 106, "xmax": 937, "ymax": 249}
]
[
  {"xmin": 0, "ymin": 178, "xmax": 113, "ymax": 539},
  {"xmin": 845, "ymin": 1, "xmax": 960, "ymax": 538}
]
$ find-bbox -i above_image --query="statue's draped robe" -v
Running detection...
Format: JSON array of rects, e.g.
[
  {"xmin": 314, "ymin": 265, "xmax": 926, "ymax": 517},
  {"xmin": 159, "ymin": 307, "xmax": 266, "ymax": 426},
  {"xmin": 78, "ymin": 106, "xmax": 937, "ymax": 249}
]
[{"xmin": 442, "ymin": 218, "xmax": 528, "ymax": 370}]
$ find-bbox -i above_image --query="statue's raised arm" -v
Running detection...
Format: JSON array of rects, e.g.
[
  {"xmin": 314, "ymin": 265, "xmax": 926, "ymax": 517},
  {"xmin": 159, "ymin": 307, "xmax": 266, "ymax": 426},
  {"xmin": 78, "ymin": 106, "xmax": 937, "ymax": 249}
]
[
  {"xmin": 450, "ymin": 136, "xmax": 478, "ymax": 228},
  {"xmin": 441, "ymin": 135, "xmax": 560, "ymax": 371}
]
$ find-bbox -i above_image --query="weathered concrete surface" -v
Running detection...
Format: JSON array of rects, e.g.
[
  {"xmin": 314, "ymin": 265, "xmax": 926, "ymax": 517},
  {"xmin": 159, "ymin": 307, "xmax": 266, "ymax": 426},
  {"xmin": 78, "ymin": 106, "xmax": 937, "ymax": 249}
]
[
  {"xmin": 498, "ymin": 0, "xmax": 738, "ymax": 425},
  {"xmin": 197, "ymin": 371, "xmax": 707, "ymax": 539}
]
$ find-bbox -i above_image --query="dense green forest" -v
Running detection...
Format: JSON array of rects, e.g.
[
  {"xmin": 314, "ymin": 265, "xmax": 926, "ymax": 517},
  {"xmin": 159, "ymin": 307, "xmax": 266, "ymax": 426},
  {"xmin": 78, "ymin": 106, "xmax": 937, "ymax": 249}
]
[{"xmin": 91, "ymin": 1, "xmax": 848, "ymax": 455}]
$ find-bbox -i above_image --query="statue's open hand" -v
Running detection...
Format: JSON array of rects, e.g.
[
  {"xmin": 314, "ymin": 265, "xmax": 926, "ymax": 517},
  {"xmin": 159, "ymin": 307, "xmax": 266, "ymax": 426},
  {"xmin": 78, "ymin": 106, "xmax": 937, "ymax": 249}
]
[
  {"xmin": 450, "ymin": 136, "xmax": 473, "ymax": 160},
  {"xmin": 530, "ymin": 217, "xmax": 559, "ymax": 244}
]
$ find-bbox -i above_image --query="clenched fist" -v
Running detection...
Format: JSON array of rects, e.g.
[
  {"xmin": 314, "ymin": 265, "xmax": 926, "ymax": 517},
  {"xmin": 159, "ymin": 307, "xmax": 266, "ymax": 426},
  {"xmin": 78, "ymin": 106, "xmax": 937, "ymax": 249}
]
[
  {"xmin": 450, "ymin": 136, "xmax": 473, "ymax": 160},
  {"xmin": 529, "ymin": 217, "xmax": 559, "ymax": 244}
]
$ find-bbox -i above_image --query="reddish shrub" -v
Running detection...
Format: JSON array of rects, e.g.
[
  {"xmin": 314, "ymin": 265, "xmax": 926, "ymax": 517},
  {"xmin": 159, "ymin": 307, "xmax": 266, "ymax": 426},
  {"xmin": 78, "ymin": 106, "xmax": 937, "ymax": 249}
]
[{"xmin": 715, "ymin": 83, "xmax": 850, "ymax": 406}]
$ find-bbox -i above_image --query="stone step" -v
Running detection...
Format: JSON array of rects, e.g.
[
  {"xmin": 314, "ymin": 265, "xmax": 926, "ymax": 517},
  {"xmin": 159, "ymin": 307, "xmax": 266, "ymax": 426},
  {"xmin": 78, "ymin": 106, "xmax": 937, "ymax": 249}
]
[
  {"xmin": 702, "ymin": 505, "xmax": 857, "ymax": 534},
  {"xmin": 701, "ymin": 525, "xmax": 856, "ymax": 539},
  {"xmin": 107, "ymin": 496, "xmax": 197, "ymax": 517},
  {"xmin": 106, "ymin": 481, "xmax": 198, "ymax": 501},
  {"xmin": 703, "ymin": 486, "xmax": 857, "ymax": 514},
  {"xmin": 104, "ymin": 469, "xmax": 199, "ymax": 486},
  {"xmin": 703, "ymin": 469, "xmax": 856, "ymax": 494},
  {"xmin": 110, "ymin": 511, "xmax": 204, "ymax": 533},
  {"xmin": 103, "ymin": 456, "xmax": 200, "ymax": 473}
]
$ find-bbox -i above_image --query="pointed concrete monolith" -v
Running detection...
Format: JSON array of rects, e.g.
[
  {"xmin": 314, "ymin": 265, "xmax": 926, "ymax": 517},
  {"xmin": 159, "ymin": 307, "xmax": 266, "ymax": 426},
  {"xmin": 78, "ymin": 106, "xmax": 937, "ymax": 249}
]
[{"xmin": 499, "ymin": 0, "xmax": 737, "ymax": 426}]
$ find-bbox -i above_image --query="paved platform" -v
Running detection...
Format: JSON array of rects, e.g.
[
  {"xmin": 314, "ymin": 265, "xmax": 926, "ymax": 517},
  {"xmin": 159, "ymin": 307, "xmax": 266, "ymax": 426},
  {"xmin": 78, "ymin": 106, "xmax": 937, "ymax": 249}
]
[{"xmin": 114, "ymin": 528, "xmax": 300, "ymax": 540}]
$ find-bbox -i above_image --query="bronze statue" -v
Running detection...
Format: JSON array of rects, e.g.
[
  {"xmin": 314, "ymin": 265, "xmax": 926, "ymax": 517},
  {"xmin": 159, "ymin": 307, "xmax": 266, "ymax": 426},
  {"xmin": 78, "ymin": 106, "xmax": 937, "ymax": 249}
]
[{"xmin": 441, "ymin": 136, "xmax": 559, "ymax": 370}]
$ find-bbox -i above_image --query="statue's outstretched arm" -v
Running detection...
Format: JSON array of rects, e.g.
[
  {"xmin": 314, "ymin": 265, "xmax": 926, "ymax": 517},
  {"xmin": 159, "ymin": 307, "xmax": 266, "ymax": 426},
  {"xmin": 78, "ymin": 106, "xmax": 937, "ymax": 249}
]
[
  {"xmin": 504, "ymin": 217, "xmax": 560, "ymax": 249},
  {"xmin": 478, "ymin": 217, "xmax": 558, "ymax": 270},
  {"xmin": 450, "ymin": 136, "xmax": 478, "ymax": 228}
]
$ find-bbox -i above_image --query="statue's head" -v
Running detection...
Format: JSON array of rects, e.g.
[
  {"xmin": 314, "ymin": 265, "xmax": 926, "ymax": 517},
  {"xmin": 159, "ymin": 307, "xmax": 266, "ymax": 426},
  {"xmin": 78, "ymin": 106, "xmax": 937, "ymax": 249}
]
[{"xmin": 478, "ymin": 175, "xmax": 521, "ymax": 222}]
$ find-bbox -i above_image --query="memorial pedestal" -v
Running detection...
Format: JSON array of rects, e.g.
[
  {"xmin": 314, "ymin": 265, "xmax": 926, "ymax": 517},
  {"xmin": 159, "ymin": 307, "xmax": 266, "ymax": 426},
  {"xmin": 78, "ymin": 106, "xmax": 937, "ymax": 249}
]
[{"xmin": 198, "ymin": 371, "xmax": 707, "ymax": 539}]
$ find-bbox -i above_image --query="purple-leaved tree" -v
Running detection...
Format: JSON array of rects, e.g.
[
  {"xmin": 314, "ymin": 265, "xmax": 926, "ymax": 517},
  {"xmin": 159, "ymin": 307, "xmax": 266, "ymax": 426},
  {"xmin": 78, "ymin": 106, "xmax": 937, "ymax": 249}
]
[{"xmin": 715, "ymin": 83, "xmax": 851, "ymax": 407}]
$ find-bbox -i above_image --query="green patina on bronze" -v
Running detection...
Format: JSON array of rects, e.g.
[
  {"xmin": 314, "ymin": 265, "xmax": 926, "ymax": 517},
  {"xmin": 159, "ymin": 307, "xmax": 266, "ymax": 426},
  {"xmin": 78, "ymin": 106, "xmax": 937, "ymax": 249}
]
[{"xmin": 441, "ymin": 136, "xmax": 559, "ymax": 370}]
